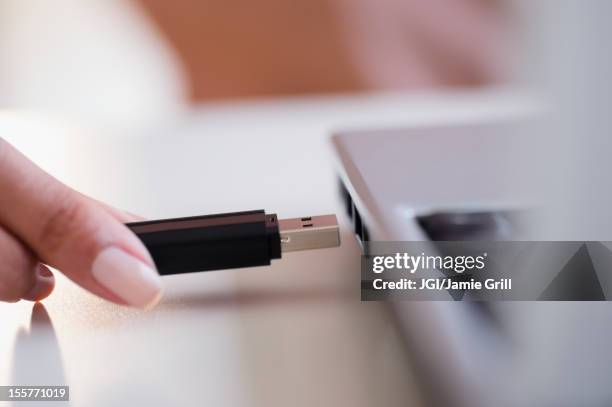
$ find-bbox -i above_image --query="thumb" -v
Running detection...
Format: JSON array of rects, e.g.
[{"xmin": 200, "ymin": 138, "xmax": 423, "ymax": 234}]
[{"xmin": 0, "ymin": 138, "xmax": 163, "ymax": 308}]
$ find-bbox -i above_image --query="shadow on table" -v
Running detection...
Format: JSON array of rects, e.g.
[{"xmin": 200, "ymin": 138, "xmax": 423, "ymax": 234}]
[
  {"xmin": 11, "ymin": 303, "xmax": 66, "ymax": 406},
  {"xmin": 160, "ymin": 286, "xmax": 354, "ymax": 310}
]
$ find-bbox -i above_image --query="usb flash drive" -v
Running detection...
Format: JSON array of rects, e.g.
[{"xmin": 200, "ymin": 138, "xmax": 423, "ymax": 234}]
[{"xmin": 126, "ymin": 210, "xmax": 340, "ymax": 274}]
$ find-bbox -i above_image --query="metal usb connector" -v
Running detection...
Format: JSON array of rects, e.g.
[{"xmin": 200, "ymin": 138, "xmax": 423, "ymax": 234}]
[{"xmin": 279, "ymin": 215, "xmax": 340, "ymax": 252}]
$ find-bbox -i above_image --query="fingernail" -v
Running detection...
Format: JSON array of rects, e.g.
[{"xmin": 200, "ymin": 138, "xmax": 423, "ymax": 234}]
[
  {"xmin": 38, "ymin": 264, "xmax": 54, "ymax": 277},
  {"xmin": 23, "ymin": 265, "xmax": 55, "ymax": 302},
  {"xmin": 92, "ymin": 247, "xmax": 163, "ymax": 308}
]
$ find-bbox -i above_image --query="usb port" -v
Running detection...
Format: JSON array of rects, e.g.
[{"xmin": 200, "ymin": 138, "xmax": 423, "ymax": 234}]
[
  {"xmin": 361, "ymin": 224, "xmax": 369, "ymax": 242},
  {"xmin": 352, "ymin": 203, "xmax": 363, "ymax": 241},
  {"xmin": 339, "ymin": 178, "xmax": 352, "ymax": 218}
]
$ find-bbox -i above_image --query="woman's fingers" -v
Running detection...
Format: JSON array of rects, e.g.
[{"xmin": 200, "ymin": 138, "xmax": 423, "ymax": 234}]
[
  {"xmin": 0, "ymin": 226, "xmax": 53, "ymax": 302},
  {"xmin": 0, "ymin": 138, "xmax": 162, "ymax": 308}
]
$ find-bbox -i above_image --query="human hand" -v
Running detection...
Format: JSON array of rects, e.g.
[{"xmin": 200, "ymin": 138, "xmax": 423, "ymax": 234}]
[{"xmin": 0, "ymin": 138, "xmax": 162, "ymax": 307}]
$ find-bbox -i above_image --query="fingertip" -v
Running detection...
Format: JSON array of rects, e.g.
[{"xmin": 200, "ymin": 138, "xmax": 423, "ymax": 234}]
[{"xmin": 22, "ymin": 264, "xmax": 55, "ymax": 302}]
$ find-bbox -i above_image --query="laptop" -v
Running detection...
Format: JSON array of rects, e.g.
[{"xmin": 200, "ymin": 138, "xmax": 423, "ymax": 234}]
[{"xmin": 333, "ymin": 120, "xmax": 612, "ymax": 406}]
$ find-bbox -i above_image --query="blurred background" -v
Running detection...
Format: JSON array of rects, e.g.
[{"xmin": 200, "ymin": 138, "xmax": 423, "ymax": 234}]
[{"xmin": 0, "ymin": 0, "xmax": 511, "ymax": 126}]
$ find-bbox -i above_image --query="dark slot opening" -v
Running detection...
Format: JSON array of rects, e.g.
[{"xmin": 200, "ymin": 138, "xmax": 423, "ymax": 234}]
[
  {"xmin": 303, "ymin": 223, "xmax": 314, "ymax": 228},
  {"xmin": 339, "ymin": 178, "xmax": 352, "ymax": 217},
  {"xmin": 301, "ymin": 217, "xmax": 312, "ymax": 222},
  {"xmin": 352, "ymin": 203, "xmax": 363, "ymax": 241},
  {"xmin": 361, "ymin": 224, "xmax": 370, "ymax": 242}
]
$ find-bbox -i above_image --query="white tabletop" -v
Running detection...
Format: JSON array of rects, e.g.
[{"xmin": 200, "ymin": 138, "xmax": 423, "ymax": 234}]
[{"xmin": 0, "ymin": 89, "xmax": 531, "ymax": 406}]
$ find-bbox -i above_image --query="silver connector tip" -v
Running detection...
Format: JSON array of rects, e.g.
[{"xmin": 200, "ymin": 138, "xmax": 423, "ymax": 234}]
[{"xmin": 279, "ymin": 214, "xmax": 340, "ymax": 252}]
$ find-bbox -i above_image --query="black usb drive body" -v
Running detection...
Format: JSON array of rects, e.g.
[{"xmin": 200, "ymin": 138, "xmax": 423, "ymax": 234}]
[{"xmin": 126, "ymin": 210, "xmax": 339, "ymax": 275}]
